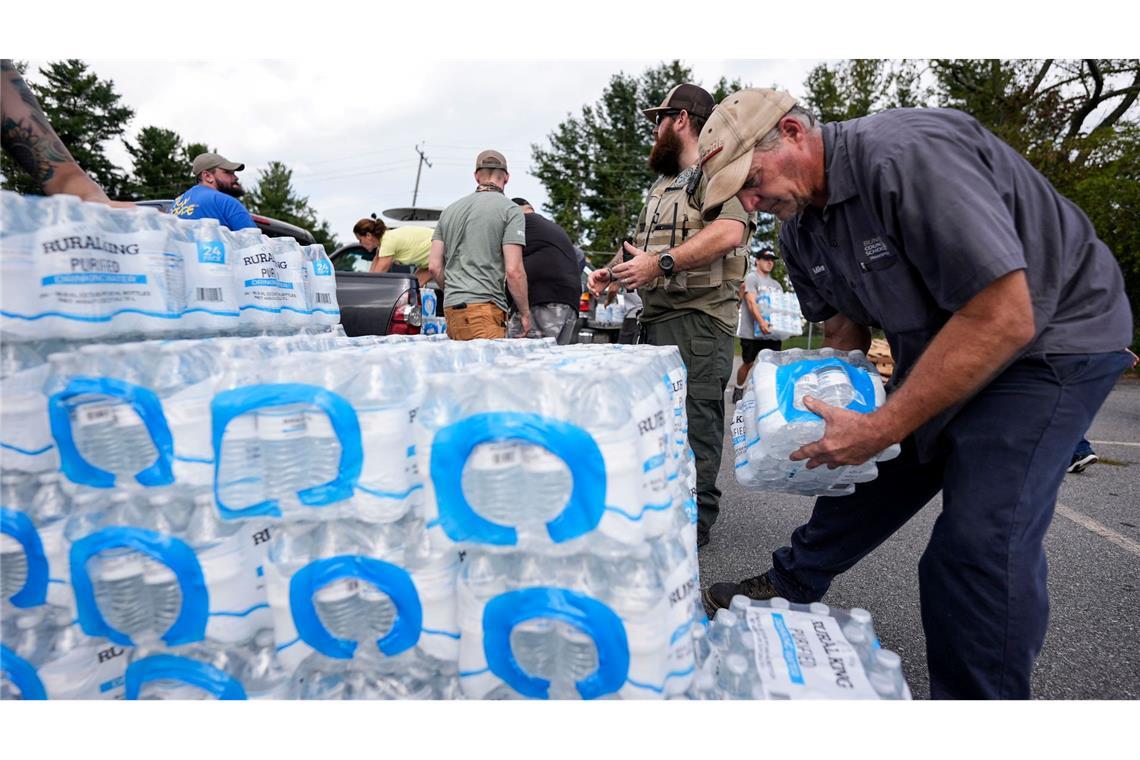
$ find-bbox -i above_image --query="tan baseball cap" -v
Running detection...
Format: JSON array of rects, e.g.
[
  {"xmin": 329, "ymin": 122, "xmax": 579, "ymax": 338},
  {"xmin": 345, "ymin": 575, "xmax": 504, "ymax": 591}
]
[
  {"xmin": 475, "ymin": 150, "xmax": 508, "ymax": 172},
  {"xmin": 698, "ymin": 89, "xmax": 798, "ymax": 220},
  {"xmin": 191, "ymin": 152, "xmax": 244, "ymax": 176},
  {"xmin": 642, "ymin": 83, "xmax": 715, "ymax": 124}
]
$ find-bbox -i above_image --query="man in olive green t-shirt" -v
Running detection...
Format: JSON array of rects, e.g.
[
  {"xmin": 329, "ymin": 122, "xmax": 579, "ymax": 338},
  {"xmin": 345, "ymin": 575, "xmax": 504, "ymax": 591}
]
[{"xmin": 430, "ymin": 149, "xmax": 529, "ymax": 340}]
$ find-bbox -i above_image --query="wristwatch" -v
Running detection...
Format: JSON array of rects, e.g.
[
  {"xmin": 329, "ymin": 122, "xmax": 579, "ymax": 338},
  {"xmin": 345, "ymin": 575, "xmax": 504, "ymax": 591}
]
[{"xmin": 657, "ymin": 250, "xmax": 675, "ymax": 275}]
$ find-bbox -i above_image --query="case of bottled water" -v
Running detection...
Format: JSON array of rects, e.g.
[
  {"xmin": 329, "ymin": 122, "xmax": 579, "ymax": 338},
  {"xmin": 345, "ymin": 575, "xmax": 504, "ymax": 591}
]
[
  {"xmin": 692, "ymin": 596, "xmax": 911, "ymax": 700},
  {"xmin": 732, "ymin": 348, "xmax": 900, "ymax": 496},
  {"xmin": 263, "ymin": 514, "xmax": 461, "ymax": 697},
  {"xmin": 754, "ymin": 291, "xmax": 805, "ymax": 341}
]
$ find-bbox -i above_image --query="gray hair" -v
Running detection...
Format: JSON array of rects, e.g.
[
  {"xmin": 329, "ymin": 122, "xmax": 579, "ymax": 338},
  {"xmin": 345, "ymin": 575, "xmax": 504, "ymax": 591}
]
[{"xmin": 755, "ymin": 105, "xmax": 818, "ymax": 152}]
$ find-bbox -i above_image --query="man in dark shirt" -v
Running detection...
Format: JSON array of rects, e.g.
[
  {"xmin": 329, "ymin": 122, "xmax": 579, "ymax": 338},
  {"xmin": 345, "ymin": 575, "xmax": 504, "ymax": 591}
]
[
  {"xmin": 697, "ymin": 89, "xmax": 1133, "ymax": 698},
  {"xmin": 508, "ymin": 198, "xmax": 582, "ymax": 344}
]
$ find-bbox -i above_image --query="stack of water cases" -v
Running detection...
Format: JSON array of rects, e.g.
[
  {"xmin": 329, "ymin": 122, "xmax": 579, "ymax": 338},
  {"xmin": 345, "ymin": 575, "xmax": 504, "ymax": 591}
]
[
  {"xmin": 0, "ymin": 189, "xmax": 340, "ymax": 700},
  {"xmin": 692, "ymin": 596, "xmax": 911, "ymax": 700},
  {"xmin": 732, "ymin": 348, "xmax": 900, "ymax": 496},
  {"xmin": 754, "ymin": 291, "xmax": 804, "ymax": 341}
]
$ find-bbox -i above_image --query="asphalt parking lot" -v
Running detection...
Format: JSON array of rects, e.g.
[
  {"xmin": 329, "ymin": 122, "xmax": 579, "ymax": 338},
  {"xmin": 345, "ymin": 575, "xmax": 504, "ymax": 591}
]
[{"xmin": 698, "ymin": 369, "xmax": 1140, "ymax": 700}]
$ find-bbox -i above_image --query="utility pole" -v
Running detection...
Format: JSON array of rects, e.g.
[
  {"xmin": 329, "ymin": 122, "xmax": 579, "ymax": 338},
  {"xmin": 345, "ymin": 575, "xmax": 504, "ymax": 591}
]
[{"xmin": 412, "ymin": 143, "xmax": 432, "ymax": 207}]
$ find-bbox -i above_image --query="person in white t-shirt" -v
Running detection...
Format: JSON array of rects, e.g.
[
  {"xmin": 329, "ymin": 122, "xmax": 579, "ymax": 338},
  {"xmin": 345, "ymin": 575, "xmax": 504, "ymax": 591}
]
[{"xmin": 731, "ymin": 248, "xmax": 783, "ymax": 403}]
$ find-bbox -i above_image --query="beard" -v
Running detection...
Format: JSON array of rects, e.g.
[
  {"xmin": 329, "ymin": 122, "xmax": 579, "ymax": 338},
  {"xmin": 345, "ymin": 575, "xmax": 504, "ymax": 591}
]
[
  {"xmin": 648, "ymin": 126, "xmax": 684, "ymax": 176},
  {"xmin": 217, "ymin": 181, "xmax": 244, "ymax": 199}
]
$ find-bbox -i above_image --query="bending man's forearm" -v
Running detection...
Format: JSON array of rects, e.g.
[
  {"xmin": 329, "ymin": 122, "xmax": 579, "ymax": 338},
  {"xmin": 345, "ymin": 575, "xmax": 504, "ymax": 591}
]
[{"xmin": 872, "ymin": 270, "xmax": 1035, "ymax": 442}]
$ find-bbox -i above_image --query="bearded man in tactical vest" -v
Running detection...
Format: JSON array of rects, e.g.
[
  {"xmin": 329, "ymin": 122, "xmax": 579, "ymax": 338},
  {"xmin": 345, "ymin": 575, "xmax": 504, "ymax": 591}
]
[{"xmin": 588, "ymin": 83, "xmax": 755, "ymax": 549}]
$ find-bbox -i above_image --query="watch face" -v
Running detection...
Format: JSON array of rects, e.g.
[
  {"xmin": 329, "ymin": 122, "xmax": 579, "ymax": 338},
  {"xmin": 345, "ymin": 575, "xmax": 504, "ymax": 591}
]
[{"xmin": 659, "ymin": 253, "xmax": 674, "ymax": 272}]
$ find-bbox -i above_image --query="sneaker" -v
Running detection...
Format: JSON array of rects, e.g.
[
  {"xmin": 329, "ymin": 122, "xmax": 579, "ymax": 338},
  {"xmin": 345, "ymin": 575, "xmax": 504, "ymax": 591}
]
[
  {"xmin": 1067, "ymin": 451, "xmax": 1098, "ymax": 474},
  {"xmin": 702, "ymin": 571, "xmax": 780, "ymax": 615},
  {"xmin": 731, "ymin": 385, "xmax": 744, "ymax": 404},
  {"xmin": 697, "ymin": 531, "xmax": 710, "ymax": 549}
]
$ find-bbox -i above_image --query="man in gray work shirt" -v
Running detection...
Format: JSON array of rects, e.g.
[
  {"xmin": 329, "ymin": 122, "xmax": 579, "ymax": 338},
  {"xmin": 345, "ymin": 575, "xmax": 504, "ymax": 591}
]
[
  {"xmin": 430, "ymin": 150, "xmax": 529, "ymax": 340},
  {"xmin": 698, "ymin": 89, "xmax": 1132, "ymax": 699}
]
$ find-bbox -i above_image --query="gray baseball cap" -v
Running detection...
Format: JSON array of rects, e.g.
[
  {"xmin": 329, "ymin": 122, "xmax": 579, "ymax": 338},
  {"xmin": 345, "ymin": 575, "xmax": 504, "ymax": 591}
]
[
  {"xmin": 191, "ymin": 152, "xmax": 245, "ymax": 176},
  {"xmin": 475, "ymin": 150, "xmax": 508, "ymax": 172}
]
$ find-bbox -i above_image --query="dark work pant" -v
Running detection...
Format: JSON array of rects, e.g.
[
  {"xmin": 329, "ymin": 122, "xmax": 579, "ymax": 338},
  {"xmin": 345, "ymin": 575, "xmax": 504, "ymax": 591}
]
[
  {"xmin": 643, "ymin": 312, "xmax": 735, "ymax": 540},
  {"xmin": 766, "ymin": 351, "xmax": 1130, "ymax": 699}
]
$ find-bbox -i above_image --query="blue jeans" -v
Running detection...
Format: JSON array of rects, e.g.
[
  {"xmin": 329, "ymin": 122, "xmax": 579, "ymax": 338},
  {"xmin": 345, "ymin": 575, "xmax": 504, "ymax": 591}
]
[{"xmin": 767, "ymin": 351, "xmax": 1130, "ymax": 699}]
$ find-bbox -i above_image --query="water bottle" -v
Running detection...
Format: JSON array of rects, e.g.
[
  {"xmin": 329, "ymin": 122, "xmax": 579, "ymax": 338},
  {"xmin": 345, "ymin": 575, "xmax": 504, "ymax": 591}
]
[
  {"xmin": 230, "ymin": 228, "xmax": 280, "ymax": 331},
  {"xmin": 569, "ymin": 374, "xmax": 640, "ymax": 542},
  {"xmin": 257, "ymin": 402, "xmax": 309, "ymax": 505},
  {"xmin": 302, "ymin": 244, "xmax": 339, "ymax": 327},
  {"xmin": 716, "ymin": 653, "xmax": 753, "ymax": 699},
  {"xmin": 268, "ymin": 237, "xmax": 310, "ymax": 329},
  {"xmin": 508, "ymin": 555, "xmax": 556, "ymax": 678},
  {"xmin": 237, "ymin": 628, "xmax": 291, "ymax": 699}
]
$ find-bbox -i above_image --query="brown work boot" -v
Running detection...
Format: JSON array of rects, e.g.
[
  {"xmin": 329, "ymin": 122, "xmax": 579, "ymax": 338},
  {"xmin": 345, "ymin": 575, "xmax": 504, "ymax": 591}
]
[{"xmin": 702, "ymin": 572, "xmax": 780, "ymax": 617}]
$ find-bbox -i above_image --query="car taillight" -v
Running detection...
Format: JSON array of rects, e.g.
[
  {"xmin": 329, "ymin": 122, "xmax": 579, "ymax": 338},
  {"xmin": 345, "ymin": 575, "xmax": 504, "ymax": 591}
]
[{"xmin": 387, "ymin": 288, "xmax": 423, "ymax": 335}]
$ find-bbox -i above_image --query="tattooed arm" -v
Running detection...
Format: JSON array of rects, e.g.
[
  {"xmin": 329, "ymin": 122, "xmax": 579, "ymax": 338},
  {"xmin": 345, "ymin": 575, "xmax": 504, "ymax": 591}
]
[{"xmin": 1, "ymin": 59, "xmax": 116, "ymax": 203}]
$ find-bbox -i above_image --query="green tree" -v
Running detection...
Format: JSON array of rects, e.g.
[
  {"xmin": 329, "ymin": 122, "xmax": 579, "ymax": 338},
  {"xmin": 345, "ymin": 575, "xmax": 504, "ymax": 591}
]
[
  {"xmin": 0, "ymin": 59, "xmax": 134, "ymax": 198},
  {"xmin": 245, "ymin": 160, "xmax": 339, "ymax": 251},
  {"xmin": 804, "ymin": 59, "xmax": 928, "ymax": 121},
  {"xmin": 800, "ymin": 58, "xmax": 1140, "ymax": 347},
  {"xmin": 124, "ymin": 126, "xmax": 190, "ymax": 199},
  {"xmin": 532, "ymin": 60, "xmax": 750, "ymax": 253}
]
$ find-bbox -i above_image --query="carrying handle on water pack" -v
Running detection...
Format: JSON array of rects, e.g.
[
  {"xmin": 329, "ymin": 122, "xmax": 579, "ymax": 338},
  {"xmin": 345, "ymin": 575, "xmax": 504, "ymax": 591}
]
[
  {"xmin": 210, "ymin": 384, "xmax": 363, "ymax": 520},
  {"xmin": 289, "ymin": 555, "xmax": 422, "ymax": 660},
  {"xmin": 482, "ymin": 587, "xmax": 629, "ymax": 700},
  {"xmin": 70, "ymin": 527, "xmax": 207, "ymax": 647},
  {"xmin": 125, "ymin": 654, "xmax": 247, "ymax": 700},
  {"xmin": 1, "ymin": 508, "xmax": 49, "ymax": 608},
  {"xmin": 431, "ymin": 412, "xmax": 606, "ymax": 545},
  {"xmin": 0, "ymin": 644, "xmax": 47, "ymax": 700},
  {"xmin": 48, "ymin": 377, "xmax": 175, "ymax": 489}
]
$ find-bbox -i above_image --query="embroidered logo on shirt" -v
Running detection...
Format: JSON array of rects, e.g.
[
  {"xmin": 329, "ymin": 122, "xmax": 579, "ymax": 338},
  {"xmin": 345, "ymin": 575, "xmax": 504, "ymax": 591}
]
[
  {"xmin": 863, "ymin": 237, "xmax": 891, "ymax": 261},
  {"xmin": 811, "ymin": 264, "xmax": 827, "ymax": 275}
]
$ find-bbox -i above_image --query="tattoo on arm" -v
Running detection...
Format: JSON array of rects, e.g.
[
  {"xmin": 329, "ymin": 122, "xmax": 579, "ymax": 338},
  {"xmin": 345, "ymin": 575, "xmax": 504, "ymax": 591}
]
[
  {"xmin": 2, "ymin": 116, "xmax": 72, "ymax": 186},
  {"xmin": 1, "ymin": 61, "xmax": 77, "ymax": 188}
]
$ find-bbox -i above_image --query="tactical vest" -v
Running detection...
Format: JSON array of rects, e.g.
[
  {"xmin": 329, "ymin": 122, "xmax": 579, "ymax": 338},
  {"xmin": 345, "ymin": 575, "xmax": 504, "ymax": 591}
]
[{"xmin": 636, "ymin": 166, "xmax": 748, "ymax": 292}]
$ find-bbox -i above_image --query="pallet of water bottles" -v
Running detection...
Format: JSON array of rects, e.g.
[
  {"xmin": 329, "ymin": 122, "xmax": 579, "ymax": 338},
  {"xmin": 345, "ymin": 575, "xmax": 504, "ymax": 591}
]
[{"xmin": 1, "ymin": 333, "xmax": 912, "ymax": 700}]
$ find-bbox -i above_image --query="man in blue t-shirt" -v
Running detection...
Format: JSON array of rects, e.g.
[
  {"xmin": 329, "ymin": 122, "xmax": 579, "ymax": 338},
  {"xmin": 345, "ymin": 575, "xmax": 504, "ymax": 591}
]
[{"xmin": 170, "ymin": 152, "xmax": 257, "ymax": 231}]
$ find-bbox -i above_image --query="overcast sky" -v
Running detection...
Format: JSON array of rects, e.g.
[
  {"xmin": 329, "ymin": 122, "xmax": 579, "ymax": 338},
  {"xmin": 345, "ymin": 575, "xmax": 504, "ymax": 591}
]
[{"xmin": 21, "ymin": 59, "xmax": 822, "ymax": 245}]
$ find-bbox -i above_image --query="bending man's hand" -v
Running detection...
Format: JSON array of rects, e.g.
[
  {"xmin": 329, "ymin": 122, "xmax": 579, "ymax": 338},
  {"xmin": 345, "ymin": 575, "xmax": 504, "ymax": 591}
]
[{"xmin": 790, "ymin": 396, "xmax": 898, "ymax": 469}]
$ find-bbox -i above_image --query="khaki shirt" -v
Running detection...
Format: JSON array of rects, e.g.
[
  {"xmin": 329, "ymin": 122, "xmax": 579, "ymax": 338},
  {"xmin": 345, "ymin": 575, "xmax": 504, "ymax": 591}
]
[{"xmin": 636, "ymin": 168, "xmax": 753, "ymax": 335}]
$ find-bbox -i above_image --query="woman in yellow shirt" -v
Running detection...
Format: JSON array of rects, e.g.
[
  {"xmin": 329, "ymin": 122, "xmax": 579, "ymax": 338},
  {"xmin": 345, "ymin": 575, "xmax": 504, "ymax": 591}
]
[{"xmin": 353, "ymin": 217, "xmax": 435, "ymax": 286}]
